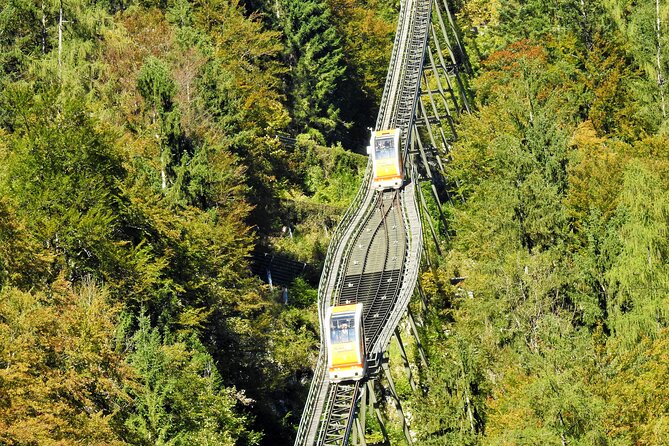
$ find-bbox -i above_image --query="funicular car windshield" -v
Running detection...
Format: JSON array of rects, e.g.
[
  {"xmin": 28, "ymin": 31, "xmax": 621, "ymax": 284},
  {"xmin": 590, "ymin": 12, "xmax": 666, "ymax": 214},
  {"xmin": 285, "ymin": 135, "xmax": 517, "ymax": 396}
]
[
  {"xmin": 330, "ymin": 314, "xmax": 356, "ymax": 344},
  {"xmin": 374, "ymin": 137, "xmax": 395, "ymax": 160}
]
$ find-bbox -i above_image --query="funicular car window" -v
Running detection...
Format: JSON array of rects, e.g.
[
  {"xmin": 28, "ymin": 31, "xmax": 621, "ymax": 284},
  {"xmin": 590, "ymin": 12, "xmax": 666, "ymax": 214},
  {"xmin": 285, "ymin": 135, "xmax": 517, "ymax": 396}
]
[
  {"xmin": 374, "ymin": 137, "xmax": 394, "ymax": 160},
  {"xmin": 331, "ymin": 314, "xmax": 356, "ymax": 344}
]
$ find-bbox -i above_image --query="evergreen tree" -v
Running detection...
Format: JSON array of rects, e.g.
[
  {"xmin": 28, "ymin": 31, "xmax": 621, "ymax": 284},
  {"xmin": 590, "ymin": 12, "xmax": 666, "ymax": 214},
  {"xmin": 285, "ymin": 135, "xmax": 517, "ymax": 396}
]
[
  {"xmin": 1, "ymin": 86, "xmax": 126, "ymax": 285},
  {"xmin": 604, "ymin": 330, "xmax": 669, "ymax": 444},
  {"xmin": 0, "ymin": 0, "xmax": 43, "ymax": 77},
  {"xmin": 279, "ymin": 0, "xmax": 346, "ymax": 142},
  {"xmin": 124, "ymin": 314, "xmax": 260, "ymax": 445},
  {"xmin": 605, "ymin": 160, "xmax": 669, "ymax": 347},
  {"xmin": 137, "ymin": 55, "xmax": 184, "ymax": 192},
  {"xmin": 606, "ymin": 0, "xmax": 669, "ymax": 131}
]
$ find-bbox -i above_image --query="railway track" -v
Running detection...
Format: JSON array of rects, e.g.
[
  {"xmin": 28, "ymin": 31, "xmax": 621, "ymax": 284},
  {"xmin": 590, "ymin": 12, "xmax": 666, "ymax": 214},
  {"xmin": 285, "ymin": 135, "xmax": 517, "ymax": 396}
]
[{"xmin": 293, "ymin": 0, "xmax": 432, "ymax": 442}]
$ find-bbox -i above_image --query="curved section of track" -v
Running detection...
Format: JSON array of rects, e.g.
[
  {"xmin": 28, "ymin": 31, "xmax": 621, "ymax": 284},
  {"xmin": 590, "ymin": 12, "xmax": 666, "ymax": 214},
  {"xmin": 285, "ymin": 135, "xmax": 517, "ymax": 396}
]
[{"xmin": 335, "ymin": 191, "xmax": 405, "ymax": 341}]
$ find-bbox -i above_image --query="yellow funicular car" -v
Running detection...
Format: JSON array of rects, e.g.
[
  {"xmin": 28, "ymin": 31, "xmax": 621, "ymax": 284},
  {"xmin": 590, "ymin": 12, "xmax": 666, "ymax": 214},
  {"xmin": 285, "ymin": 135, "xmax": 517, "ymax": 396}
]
[
  {"xmin": 368, "ymin": 128, "xmax": 403, "ymax": 190},
  {"xmin": 325, "ymin": 303, "xmax": 366, "ymax": 382}
]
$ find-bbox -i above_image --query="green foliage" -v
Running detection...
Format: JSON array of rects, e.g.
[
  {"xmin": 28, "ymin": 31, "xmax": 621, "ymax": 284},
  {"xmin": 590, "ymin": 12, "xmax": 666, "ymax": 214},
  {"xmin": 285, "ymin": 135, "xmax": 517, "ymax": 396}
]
[
  {"xmin": 288, "ymin": 277, "xmax": 318, "ymax": 308},
  {"xmin": 604, "ymin": 161, "xmax": 669, "ymax": 347},
  {"xmin": 0, "ymin": 280, "xmax": 129, "ymax": 445},
  {"xmin": 483, "ymin": 323, "xmax": 607, "ymax": 446},
  {"xmin": 0, "ymin": 0, "xmax": 331, "ymax": 442},
  {"xmin": 137, "ymin": 56, "xmax": 177, "ymax": 114},
  {"xmin": 301, "ymin": 141, "xmax": 366, "ymax": 204},
  {"xmin": 325, "ymin": 0, "xmax": 396, "ymax": 145},
  {"xmin": 413, "ymin": 2, "xmax": 669, "ymax": 442},
  {"xmin": 278, "ymin": 0, "xmax": 347, "ymax": 141},
  {"xmin": 606, "ymin": 0, "xmax": 669, "ymax": 132},
  {"xmin": 268, "ymin": 141, "xmax": 365, "ymax": 264},
  {"xmin": 0, "ymin": 0, "xmax": 41, "ymax": 77},
  {"xmin": 124, "ymin": 314, "xmax": 260, "ymax": 445},
  {"xmin": 603, "ymin": 330, "xmax": 669, "ymax": 444},
  {"xmin": 1, "ymin": 87, "xmax": 125, "ymax": 284},
  {"xmin": 0, "ymin": 195, "xmax": 52, "ymax": 289},
  {"xmin": 10, "ymin": 0, "xmax": 669, "ymax": 443}
]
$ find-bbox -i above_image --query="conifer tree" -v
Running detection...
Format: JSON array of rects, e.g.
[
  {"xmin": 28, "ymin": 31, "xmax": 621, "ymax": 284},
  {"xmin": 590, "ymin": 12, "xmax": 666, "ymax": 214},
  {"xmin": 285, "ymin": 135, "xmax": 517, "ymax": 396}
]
[
  {"xmin": 605, "ymin": 160, "xmax": 669, "ymax": 347},
  {"xmin": 137, "ymin": 56, "xmax": 183, "ymax": 191},
  {"xmin": 278, "ymin": 0, "xmax": 346, "ymax": 142},
  {"xmin": 605, "ymin": 0, "xmax": 669, "ymax": 132},
  {"xmin": 124, "ymin": 314, "xmax": 260, "ymax": 445}
]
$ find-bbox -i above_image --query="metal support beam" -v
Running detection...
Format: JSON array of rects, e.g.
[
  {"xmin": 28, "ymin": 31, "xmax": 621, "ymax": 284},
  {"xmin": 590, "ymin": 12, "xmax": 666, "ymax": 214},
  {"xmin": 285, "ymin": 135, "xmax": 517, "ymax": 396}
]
[
  {"xmin": 368, "ymin": 380, "xmax": 390, "ymax": 444},
  {"xmin": 430, "ymin": 25, "xmax": 461, "ymax": 117},
  {"xmin": 417, "ymin": 102, "xmax": 455, "ymax": 210},
  {"xmin": 420, "ymin": 241, "xmax": 432, "ymax": 270},
  {"xmin": 417, "ymin": 283, "xmax": 428, "ymax": 314},
  {"xmin": 359, "ymin": 385, "xmax": 367, "ymax": 441},
  {"xmin": 381, "ymin": 362, "xmax": 413, "ymax": 445},
  {"xmin": 440, "ymin": 0, "xmax": 473, "ymax": 76},
  {"xmin": 394, "ymin": 327, "xmax": 418, "ymax": 392},
  {"xmin": 417, "ymin": 180, "xmax": 443, "ymax": 255},
  {"xmin": 408, "ymin": 308, "xmax": 429, "ymax": 367},
  {"xmin": 418, "ymin": 94, "xmax": 445, "ymax": 167},
  {"xmin": 295, "ymin": 0, "xmax": 477, "ymax": 443},
  {"xmin": 416, "ymin": 166, "xmax": 449, "ymax": 257},
  {"xmin": 354, "ymin": 417, "xmax": 367, "ymax": 446},
  {"xmin": 432, "ymin": 0, "xmax": 471, "ymax": 113},
  {"xmin": 425, "ymin": 43, "xmax": 457, "ymax": 141},
  {"xmin": 413, "ymin": 122, "xmax": 434, "ymax": 182},
  {"xmin": 420, "ymin": 94, "xmax": 454, "ymax": 175},
  {"xmin": 413, "ymin": 122, "xmax": 452, "ymax": 216}
]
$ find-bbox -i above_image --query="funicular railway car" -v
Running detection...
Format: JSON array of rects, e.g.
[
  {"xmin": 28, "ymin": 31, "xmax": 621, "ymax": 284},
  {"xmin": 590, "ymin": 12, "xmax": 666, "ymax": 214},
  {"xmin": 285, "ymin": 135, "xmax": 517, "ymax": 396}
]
[
  {"xmin": 325, "ymin": 303, "xmax": 366, "ymax": 382},
  {"xmin": 368, "ymin": 129, "xmax": 403, "ymax": 190}
]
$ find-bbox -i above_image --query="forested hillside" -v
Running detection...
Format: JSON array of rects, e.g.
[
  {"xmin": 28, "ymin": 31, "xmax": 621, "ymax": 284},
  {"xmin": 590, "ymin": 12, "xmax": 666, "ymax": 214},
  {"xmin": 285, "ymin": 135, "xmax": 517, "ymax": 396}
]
[
  {"xmin": 1, "ymin": 0, "xmax": 669, "ymax": 444},
  {"xmin": 412, "ymin": 0, "xmax": 669, "ymax": 444},
  {"xmin": 0, "ymin": 0, "xmax": 392, "ymax": 443}
]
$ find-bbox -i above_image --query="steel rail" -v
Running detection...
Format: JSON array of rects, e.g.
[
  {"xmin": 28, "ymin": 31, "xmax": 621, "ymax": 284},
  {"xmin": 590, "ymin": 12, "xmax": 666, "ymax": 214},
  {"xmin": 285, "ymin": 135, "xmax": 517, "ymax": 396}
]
[
  {"xmin": 317, "ymin": 382, "xmax": 361, "ymax": 446},
  {"xmin": 358, "ymin": 191, "xmax": 406, "ymax": 351},
  {"xmin": 364, "ymin": 191, "xmax": 398, "ymax": 319},
  {"xmin": 345, "ymin": 193, "xmax": 395, "ymax": 307},
  {"xmin": 296, "ymin": 168, "xmax": 382, "ymax": 446},
  {"xmin": 371, "ymin": 164, "xmax": 423, "ymax": 357},
  {"xmin": 376, "ymin": 0, "xmax": 414, "ymax": 130}
]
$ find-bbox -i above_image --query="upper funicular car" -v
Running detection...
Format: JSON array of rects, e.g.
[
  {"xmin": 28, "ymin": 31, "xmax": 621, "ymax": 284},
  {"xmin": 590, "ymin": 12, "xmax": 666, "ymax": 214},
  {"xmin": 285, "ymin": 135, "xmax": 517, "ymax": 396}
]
[{"xmin": 368, "ymin": 128, "xmax": 403, "ymax": 190}]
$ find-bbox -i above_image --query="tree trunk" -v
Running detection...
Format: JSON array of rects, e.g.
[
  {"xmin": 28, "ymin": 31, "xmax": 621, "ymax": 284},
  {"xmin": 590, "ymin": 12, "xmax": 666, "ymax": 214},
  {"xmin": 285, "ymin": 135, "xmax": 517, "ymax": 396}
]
[
  {"xmin": 161, "ymin": 148, "xmax": 167, "ymax": 190},
  {"xmin": 580, "ymin": 0, "xmax": 593, "ymax": 51},
  {"xmin": 58, "ymin": 0, "xmax": 63, "ymax": 78},
  {"xmin": 161, "ymin": 168, "xmax": 167, "ymax": 190},
  {"xmin": 657, "ymin": 0, "xmax": 666, "ymax": 117},
  {"xmin": 41, "ymin": 1, "xmax": 46, "ymax": 54}
]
